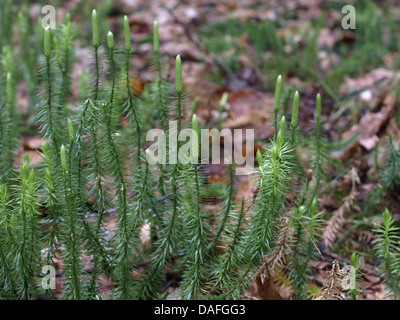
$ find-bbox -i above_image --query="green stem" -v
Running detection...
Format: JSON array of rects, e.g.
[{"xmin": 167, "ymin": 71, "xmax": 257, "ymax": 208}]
[{"xmin": 210, "ymin": 164, "xmax": 234, "ymax": 253}]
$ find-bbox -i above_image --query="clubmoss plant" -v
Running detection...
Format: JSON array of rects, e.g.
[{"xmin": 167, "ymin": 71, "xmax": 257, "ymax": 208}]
[
  {"xmin": 273, "ymin": 75, "xmax": 283, "ymax": 137},
  {"xmin": 290, "ymin": 91, "xmax": 299, "ymax": 144},
  {"xmin": 372, "ymin": 209, "xmax": 400, "ymax": 299},
  {"xmin": 59, "ymin": 143, "xmax": 84, "ymax": 299},
  {"xmin": 54, "ymin": 13, "xmax": 74, "ymax": 115},
  {"xmin": 122, "ymin": 15, "xmax": 143, "ymax": 166},
  {"xmin": 208, "ymin": 198, "xmax": 247, "ymax": 298},
  {"xmin": 150, "ymin": 20, "xmax": 171, "ymax": 197},
  {"xmin": 382, "ymin": 135, "xmax": 400, "ymax": 191},
  {"xmin": 11, "ymin": 162, "xmax": 42, "ymax": 299},
  {"xmin": 0, "ymin": 184, "xmax": 16, "ymax": 298},
  {"xmin": 178, "ymin": 114, "xmax": 210, "ymax": 300},
  {"xmin": 1, "ymin": 6, "xmax": 395, "ymax": 301},
  {"xmin": 0, "ymin": 101, "xmax": 14, "ymax": 183},
  {"xmin": 289, "ymin": 198, "xmax": 322, "ymax": 299},
  {"xmin": 36, "ymin": 26, "xmax": 63, "ymax": 170}
]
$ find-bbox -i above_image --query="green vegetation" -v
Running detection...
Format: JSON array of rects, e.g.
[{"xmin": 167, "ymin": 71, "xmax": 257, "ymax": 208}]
[{"xmin": 0, "ymin": 1, "xmax": 400, "ymax": 300}]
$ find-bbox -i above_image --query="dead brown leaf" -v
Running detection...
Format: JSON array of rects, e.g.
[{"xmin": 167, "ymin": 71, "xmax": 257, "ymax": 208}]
[{"xmin": 255, "ymin": 268, "xmax": 284, "ymax": 300}]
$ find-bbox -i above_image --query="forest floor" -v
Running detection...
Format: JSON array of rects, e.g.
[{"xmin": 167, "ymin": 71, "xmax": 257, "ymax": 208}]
[{"xmin": 16, "ymin": 0, "xmax": 400, "ymax": 299}]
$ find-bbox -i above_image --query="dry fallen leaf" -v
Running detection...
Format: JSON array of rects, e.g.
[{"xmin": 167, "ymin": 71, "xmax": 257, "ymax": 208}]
[
  {"xmin": 340, "ymin": 104, "xmax": 394, "ymax": 154},
  {"xmin": 256, "ymin": 268, "xmax": 284, "ymax": 300}
]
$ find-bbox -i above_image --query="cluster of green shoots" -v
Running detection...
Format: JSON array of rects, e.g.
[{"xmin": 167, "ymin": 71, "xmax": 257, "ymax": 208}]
[{"xmin": 0, "ymin": 6, "xmax": 399, "ymax": 300}]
